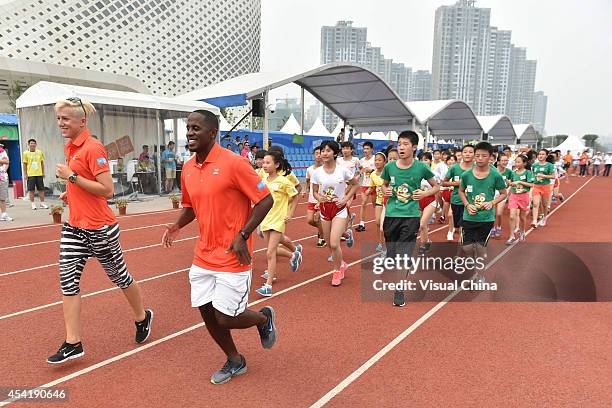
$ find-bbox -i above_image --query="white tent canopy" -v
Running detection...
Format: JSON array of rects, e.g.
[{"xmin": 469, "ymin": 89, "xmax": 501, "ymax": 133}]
[
  {"xmin": 405, "ymin": 99, "xmax": 482, "ymax": 140},
  {"xmin": 218, "ymin": 114, "xmax": 232, "ymax": 132},
  {"xmin": 306, "ymin": 117, "xmax": 332, "ymax": 136},
  {"xmin": 477, "ymin": 115, "xmax": 516, "ymax": 144},
  {"xmin": 553, "ymin": 135, "xmax": 586, "ymax": 154},
  {"xmin": 280, "ymin": 113, "xmax": 302, "ymax": 134},
  {"xmin": 514, "ymin": 124, "xmax": 538, "ymax": 145},
  {"xmin": 180, "ymin": 62, "xmax": 418, "ymax": 133}
]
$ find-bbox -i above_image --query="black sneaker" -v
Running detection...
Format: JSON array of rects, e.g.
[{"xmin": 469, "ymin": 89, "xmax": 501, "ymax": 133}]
[
  {"xmin": 47, "ymin": 341, "xmax": 84, "ymax": 364},
  {"xmin": 355, "ymin": 224, "xmax": 366, "ymax": 232},
  {"xmin": 135, "ymin": 309, "xmax": 153, "ymax": 343},
  {"xmin": 210, "ymin": 355, "xmax": 247, "ymax": 384},
  {"xmin": 257, "ymin": 306, "xmax": 277, "ymax": 349},
  {"xmin": 393, "ymin": 290, "xmax": 406, "ymax": 307}
]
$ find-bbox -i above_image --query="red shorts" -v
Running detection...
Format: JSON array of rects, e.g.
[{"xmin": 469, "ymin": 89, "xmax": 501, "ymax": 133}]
[
  {"xmin": 553, "ymin": 178, "xmax": 560, "ymax": 188},
  {"xmin": 307, "ymin": 202, "xmax": 319, "ymax": 212},
  {"xmin": 360, "ymin": 186, "xmax": 375, "ymax": 195},
  {"xmin": 320, "ymin": 202, "xmax": 347, "ymax": 221},
  {"xmin": 419, "ymin": 195, "xmax": 436, "ymax": 211},
  {"xmin": 508, "ymin": 192, "xmax": 530, "ymax": 211},
  {"xmin": 532, "ymin": 184, "xmax": 552, "ymax": 197},
  {"xmin": 441, "ymin": 189, "xmax": 452, "ymax": 202}
]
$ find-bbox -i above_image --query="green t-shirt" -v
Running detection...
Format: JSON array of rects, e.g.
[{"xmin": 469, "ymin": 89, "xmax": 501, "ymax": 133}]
[
  {"xmin": 445, "ymin": 163, "xmax": 473, "ymax": 205},
  {"xmin": 510, "ymin": 169, "xmax": 535, "ymax": 194},
  {"xmin": 531, "ymin": 162, "xmax": 554, "ymax": 185},
  {"xmin": 381, "ymin": 160, "xmax": 435, "ymax": 218},
  {"xmin": 498, "ymin": 167, "xmax": 513, "ymax": 185},
  {"xmin": 460, "ymin": 168, "xmax": 506, "ymax": 223}
]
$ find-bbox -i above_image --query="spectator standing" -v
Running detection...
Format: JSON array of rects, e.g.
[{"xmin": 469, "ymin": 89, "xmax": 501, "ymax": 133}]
[
  {"xmin": 162, "ymin": 141, "xmax": 177, "ymax": 193},
  {"xmin": 22, "ymin": 138, "xmax": 49, "ymax": 210},
  {"xmin": 0, "ymin": 143, "xmax": 13, "ymax": 221},
  {"xmin": 603, "ymin": 153, "xmax": 612, "ymax": 177},
  {"xmin": 592, "ymin": 152, "xmax": 602, "ymax": 176}
]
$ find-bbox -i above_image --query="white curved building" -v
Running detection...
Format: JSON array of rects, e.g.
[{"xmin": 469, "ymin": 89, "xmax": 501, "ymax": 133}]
[{"xmin": 0, "ymin": 0, "xmax": 261, "ymax": 109}]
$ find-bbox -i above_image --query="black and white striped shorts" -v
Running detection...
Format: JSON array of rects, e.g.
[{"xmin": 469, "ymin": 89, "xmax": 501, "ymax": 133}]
[{"xmin": 59, "ymin": 223, "xmax": 133, "ymax": 296}]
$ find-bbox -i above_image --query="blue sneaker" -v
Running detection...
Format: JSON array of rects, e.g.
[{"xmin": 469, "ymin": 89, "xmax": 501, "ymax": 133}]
[
  {"xmin": 375, "ymin": 243, "xmax": 383, "ymax": 252},
  {"xmin": 295, "ymin": 243, "xmax": 303, "ymax": 254},
  {"xmin": 211, "ymin": 355, "xmax": 247, "ymax": 384},
  {"xmin": 256, "ymin": 284, "xmax": 272, "ymax": 297},
  {"xmin": 258, "ymin": 306, "xmax": 277, "ymax": 349},
  {"xmin": 290, "ymin": 251, "xmax": 302, "ymax": 273},
  {"xmin": 346, "ymin": 229, "xmax": 354, "ymax": 248},
  {"xmin": 328, "ymin": 255, "xmax": 333, "ymax": 262},
  {"xmin": 260, "ymin": 271, "xmax": 276, "ymax": 281}
]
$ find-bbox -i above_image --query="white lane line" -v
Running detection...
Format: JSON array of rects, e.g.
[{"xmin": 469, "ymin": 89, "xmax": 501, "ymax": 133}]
[
  {"xmin": 0, "ymin": 252, "xmax": 381, "ymax": 407},
  {"xmin": 309, "ymin": 177, "xmax": 593, "ymax": 408},
  {"xmin": 0, "ymin": 220, "xmax": 377, "ymax": 321}
]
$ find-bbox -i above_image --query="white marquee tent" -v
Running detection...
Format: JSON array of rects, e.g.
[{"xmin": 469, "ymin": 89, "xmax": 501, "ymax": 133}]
[
  {"xmin": 306, "ymin": 117, "xmax": 332, "ymax": 136},
  {"xmin": 280, "ymin": 113, "xmax": 302, "ymax": 134},
  {"xmin": 477, "ymin": 115, "xmax": 516, "ymax": 145},
  {"xmin": 553, "ymin": 135, "xmax": 586, "ymax": 154}
]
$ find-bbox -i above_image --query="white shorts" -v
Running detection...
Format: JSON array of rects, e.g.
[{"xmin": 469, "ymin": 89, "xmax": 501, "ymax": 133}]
[{"xmin": 189, "ymin": 265, "xmax": 252, "ymax": 316}]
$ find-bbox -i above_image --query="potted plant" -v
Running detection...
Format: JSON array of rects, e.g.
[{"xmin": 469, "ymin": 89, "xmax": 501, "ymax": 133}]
[
  {"xmin": 169, "ymin": 193, "xmax": 180, "ymax": 209},
  {"xmin": 115, "ymin": 198, "xmax": 128, "ymax": 215},
  {"xmin": 50, "ymin": 205, "xmax": 64, "ymax": 224}
]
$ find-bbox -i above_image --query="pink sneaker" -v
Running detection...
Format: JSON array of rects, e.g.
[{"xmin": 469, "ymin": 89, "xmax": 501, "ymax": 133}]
[
  {"xmin": 338, "ymin": 261, "xmax": 348, "ymax": 280},
  {"xmin": 331, "ymin": 271, "xmax": 342, "ymax": 286}
]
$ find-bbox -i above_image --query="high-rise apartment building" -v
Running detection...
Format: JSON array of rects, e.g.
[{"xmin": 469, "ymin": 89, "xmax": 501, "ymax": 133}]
[
  {"xmin": 532, "ymin": 91, "xmax": 547, "ymax": 133},
  {"xmin": 483, "ymin": 27, "xmax": 512, "ymax": 115},
  {"xmin": 506, "ymin": 46, "xmax": 537, "ymax": 124},
  {"xmin": 410, "ymin": 70, "xmax": 432, "ymax": 101}
]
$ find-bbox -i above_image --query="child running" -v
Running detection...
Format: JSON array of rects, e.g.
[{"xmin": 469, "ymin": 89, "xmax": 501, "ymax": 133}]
[
  {"xmin": 381, "ymin": 131, "xmax": 438, "ymax": 307},
  {"xmin": 356, "ymin": 141, "xmax": 375, "ymax": 232},
  {"xmin": 304, "ymin": 146, "xmax": 326, "ymax": 247},
  {"xmin": 367, "ymin": 151, "xmax": 387, "ymax": 252},
  {"xmin": 443, "ymin": 145, "xmax": 475, "ymax": 243},
  {"xmin": 506, "ymin": 154, "xmax": 535, "ymax": 244},
  {"xmin": 336, "ymin": 141, "xmax": 360, "ymax": 244},
  {"xmin": 531, "ymin": 149, "xmax": 555, "ymax": 227},
  {"xmin": 312, "ymin": 140, "xmax": 360, "ymax": 286},
  {"xmin": 256, "ymin": 150, "xmax": 299, "ymax": 297},
  {"xmin": 458, "ymin": 142, "xmax": 507, "ymax": 283},
  {"xmin": 439, "ymin": 154, "xmax": 456, "ymax": 228},
  {"xmin": 417, "ymin": 152, "xmax": 440, "ymax": 254},
  {"xmin": 492, "ymin": 154, "xmax": 512, "ymax": 238}
]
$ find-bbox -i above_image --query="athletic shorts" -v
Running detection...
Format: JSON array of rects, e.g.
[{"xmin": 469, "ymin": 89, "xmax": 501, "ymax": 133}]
[
  {"xmin": 27, "ymin": 176, "xmax": 44, "ymax": 192},
  {"xmin": 462, "ymin": 220, "xmax": 494, "ymax": 246},
  {"xmin": 441, "ymin": 190, "xmax": 452, "ymax": 203},
  {"xmin": 532, "ymin": 184, "xmax": 552, "ymax": 197},
  {"xmin": 451, "ymin": 203, "xmax": 465, "ymax": 228},
  {"xmin": 383, "ymin": 217, "xmax": 419, "ymax": 259},
  {"xmin": 553, "ymin": 178, "xmax": 560, "ymax": 188},
  {"xmin": 319, "ymin": 202, "xmax": 348, "ymax": 221},
  {"xmin": 189, "ymin": 265, "xmax": 251, "ymax": 317},
  {"xmin": 419, "ymin": 195, "xmax": 436, "ymax": 211},
  {"xmin": 507, "ymin": 192, "xmax": 530, "ymax": 211},
  {"xmin": 360, "ymin": 186, "xmax": 375, "ymax": 195},
  {"xmin": 165, "ymin": 168, "xmax": 176, "ymax": 179},
  {"xmin": 307, "ymin": 202, "xmax": 319, "ymax": 212},
  {"xmin": 0, "ymin": 179, "xmax": 7, "ymax": 201}
]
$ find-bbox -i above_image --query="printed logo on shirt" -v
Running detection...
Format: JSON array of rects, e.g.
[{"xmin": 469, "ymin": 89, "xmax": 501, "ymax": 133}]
[
  {"xmin": 212, "ymin": 168, "xmax": 220, "ymax": 175},
  {"xmin": 466, "ymin": 185, "xmax": 473, "ymax": 193},
  {"xmin": 390, "ymin": 176, "xmax": 395, "ymax": 185},
  {"xmin": 96, "ymin": 157, "xmax": 107, "ymax": 166},
  {"xmin": 394, "ymin": 183, "xmax": 412, "ymax": 203},
  {"xmin": 474, "ymin": 193, "xmax": 486, "ymax": 209}
]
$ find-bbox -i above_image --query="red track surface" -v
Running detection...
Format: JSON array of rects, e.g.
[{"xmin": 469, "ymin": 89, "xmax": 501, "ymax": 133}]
[{"xmin": 0, "ymin": 178, "xmax": 609, "ymax": 407}]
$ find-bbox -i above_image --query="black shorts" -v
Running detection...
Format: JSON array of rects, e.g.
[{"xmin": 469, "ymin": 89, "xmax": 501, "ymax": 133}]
[
  {"xmin": 462, "ymin": 220, "xmax": 494, "ymax": 246},
  {"xmin": 27, "ymin": 176, "xmax": 45, "ymax": 192},
  {"xmin": 451, "ymin": 203, "xmax": 465, "ymax": 228},
  {"xmin": 383, "ymin": 217, "xmax": 419, "ymax": 259}
]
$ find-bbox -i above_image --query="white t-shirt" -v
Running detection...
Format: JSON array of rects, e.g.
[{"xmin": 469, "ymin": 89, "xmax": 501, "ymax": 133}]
[
  {"xmin": 312, "ymin": 165, "xmax": 354, "ymax": 202},
  {"xmin": 358, "ymin": 156, "xmax": 375, "ymax": 186},
  {"xmin": 336, "ymin": 156, "xmax": 360, "ymax": 179},
  {"xmin": 593, "ymin": 155, "xmax": 602, "ymax": 165},
  {"xmin": 306, "ymin": 164, "xmax": 319, "ymax": 204},
  {"xmin": 432, "ymin": 162, "xmax": 448, "ymax": 182},
  {"xmin": 605, "ymin": 155, "xmax": 612, "ymax": 165},
  {"xmin": 0, "ymin": 150, "xmax": 8, "ymax": 182}
]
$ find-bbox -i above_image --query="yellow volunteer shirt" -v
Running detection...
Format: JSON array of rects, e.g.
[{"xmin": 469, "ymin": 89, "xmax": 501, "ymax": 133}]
[
  {"xmin": 260, "ymin": 175, "xmax": 297, "ymax": 233},
  {"xmin": 369, "ymin": 171, "xmax": 385, "ymax": 205},
  {"xmin": 22, "ymin": 149, "xmax": 45, "ymax": 176}
]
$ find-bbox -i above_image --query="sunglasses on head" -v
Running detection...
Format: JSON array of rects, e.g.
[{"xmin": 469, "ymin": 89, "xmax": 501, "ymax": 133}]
[{"xmin": 66, "ymin": 97, "xmax": 86, "ymax": 116}]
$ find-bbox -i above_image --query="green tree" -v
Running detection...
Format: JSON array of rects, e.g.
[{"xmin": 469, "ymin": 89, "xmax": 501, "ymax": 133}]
[
  {"xmin": 6, "ymin": 81, "xmax": 28, "ymax": 113},
  {"xmin": 582, "ymin": 134, "xmax": 599, "ymax": 148}
]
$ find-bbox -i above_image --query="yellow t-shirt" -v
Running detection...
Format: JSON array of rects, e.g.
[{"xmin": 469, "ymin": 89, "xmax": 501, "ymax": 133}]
[
  {"xmin": 256, "ymin": 167, "xmax": 266, "ymax": 180},
  {"xmin": 281, "ymin": 170, "xmax": 300, "ymax": 187},
  {"xmin": 260, "ymin": 175, "xmax": 297, "ymax": 233},
  {"xmin": 22, "ymin": 149, "xmax": 45, "ymax": 177},
  {"xmin": 369, "ymin": 171, "xmax": 385, "ymax": 206}
]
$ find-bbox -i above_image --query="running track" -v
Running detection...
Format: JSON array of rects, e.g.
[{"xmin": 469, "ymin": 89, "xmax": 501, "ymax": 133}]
[{"xmin": 0, "ymin": 177, "xmax": 609, "ymax": 407}]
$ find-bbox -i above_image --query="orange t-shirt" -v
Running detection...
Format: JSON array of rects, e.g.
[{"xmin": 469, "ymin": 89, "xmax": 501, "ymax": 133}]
[
  {"xmin": 181, "ymin": 143, "xmax": 270, "ymax": 272},
  {"xmin": 64, "ymin": 128, "xmax": 116, "ymax": 229}
]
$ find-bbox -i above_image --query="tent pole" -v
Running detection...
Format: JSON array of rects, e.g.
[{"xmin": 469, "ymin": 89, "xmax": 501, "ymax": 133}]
[
  {"xmin": 156, "ymin": 110, "xmax": 163, "ymax": 196},
  {"xmin": 263, "ymin": 91, "xmax": 269, "ymax": 149},
  {"xmin": 411, "ymin": 117, "xmax": 416, "ymax": 131},
  {"xmin": 173, "ymin": 118, "xmax": 178, "ymax": 147},
  {"xmin": 300, "ymin": 87, "xmax": 305, "ymax": 136},
  {"xmin": 99, "ymin": 106, "xmax": 105, "ymax": 144}
]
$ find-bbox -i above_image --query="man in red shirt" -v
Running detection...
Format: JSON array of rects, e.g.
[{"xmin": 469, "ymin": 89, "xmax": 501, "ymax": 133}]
[
  {"xmin": 162, "ymin": 110, "xmax": 275, "ymax": 385},
  {"xmin": 48, "ymin": 98, "xmax": 153, "ymax": 365}
]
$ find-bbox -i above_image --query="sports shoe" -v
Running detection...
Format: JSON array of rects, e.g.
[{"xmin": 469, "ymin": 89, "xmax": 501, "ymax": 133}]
[
  {"xmin": 345, "ymin": 229, "xmax": 354, "ymax": 248},
  {"xmin": 530, "ymin": 221, "xmax": 538, "ymax": 229},
  {"xmin": 0, "ymin": 214, "xmax": 13, "ymax": 221},
  {"xmin": 355, "ymin": 224, "xmax": 366, "ymax": 232},
  {"xmin": 338, "ymin": 261, "xmax": 348, "ymax": 280},
  {"xmin": 290, "ymin": 251, "xmax": 302, "ymax": 273},
  {"xmin": 31, "ymin": 203, "xmax": 37, "ymax": 210},
  {"xmin": 47, "ymin": 341, "xmax": 84, "ymax": 364},
  {"xmin": 257, "ymin": 306, "xmax": 277, "ymax": 349},
  {"xmin": 505, "ymin": 236, "xmax": 518, "ymax": 246},
  {"xmin": 538, "ymin": 218, "xmax": 547, "ymax": 227},
  {"xmin": 260, "ymin": 270, "xmax": 277, "ymax": 281},
  {"xmin": 256, "ymin": 284, "xmax": 272, "ymax": 297},
  {"xmin": 135, "ymin": 309, "xmax": 153, "ymax": 343},
  {"xmin": 210, "ymin": 355, "xmax": 247, "ymax": 384},
  {"xmin": 295, "ymin": 243, "xmax": 303, "ymax": 254},
  {"xmin": 375, "ymin": 243, "xmax": 384, "ymax": 252},
  {"xmin": 418, "ymin": 241, "xmax": 432, "ymax": 254},
  {"xmin": 393, "ymin": 290, "xmax": 406, "ymax": 307},
  {"xmin": 347, "ymin": 212, "xmax": 356, "ymax": 230},
  {"xmin": 331, "ymin": 270, "xmax": 342, "ymax": 286},
  {"xmin": 316, "ymin": 238, "xmax": 327, "ymax": 248},
  {"xmin": 447, "ymin": 231, "xmax": 454, "ymax": 241},
  {"xmin": 40, "ymin": 203, "xmax": 49, "ymax": 209},
  {"xmin": 327, "ymin": 255, "xmax": 333, "ymax": 262},
  {"xmin": 519, "ymin": 230, "xmax": 526, "ymax": 241}
]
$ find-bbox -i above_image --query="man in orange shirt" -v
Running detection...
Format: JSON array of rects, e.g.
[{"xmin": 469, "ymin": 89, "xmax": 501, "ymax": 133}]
[
  {"xmin": 48, "ymin": 98, "xmax": 153, "ymax": 365},
  {"xmin": 162, "ymin": 110, "xmax": 275, "ymax": 385}
]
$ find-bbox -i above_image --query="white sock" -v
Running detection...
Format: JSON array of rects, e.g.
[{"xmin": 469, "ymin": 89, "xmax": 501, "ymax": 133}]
[{"xmin": 359, "ymin": 221, "xmax": 364, "ymax": 226}]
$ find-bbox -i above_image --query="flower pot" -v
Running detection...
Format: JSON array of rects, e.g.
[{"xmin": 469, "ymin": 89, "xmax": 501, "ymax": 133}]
[
  {"xmin": 172, "ymin": 201, "xmax": 179, "ymax": 209},
  {"xmin": 52, "ymin": 213, "xmax": 62, "ymax": 224},
  {"xmin": 119, "ymin": 207, "xmax": 127, "ymax": 215}
]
